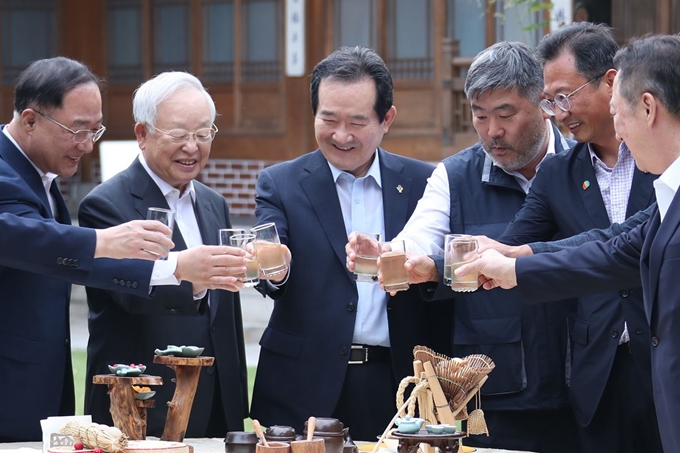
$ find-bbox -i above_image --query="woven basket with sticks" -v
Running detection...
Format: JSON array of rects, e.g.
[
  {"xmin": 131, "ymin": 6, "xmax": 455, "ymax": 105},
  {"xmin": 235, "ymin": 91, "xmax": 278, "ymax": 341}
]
[{"xmin": 413, "ymin": 346, "xmax": 495, "ymax": 415}]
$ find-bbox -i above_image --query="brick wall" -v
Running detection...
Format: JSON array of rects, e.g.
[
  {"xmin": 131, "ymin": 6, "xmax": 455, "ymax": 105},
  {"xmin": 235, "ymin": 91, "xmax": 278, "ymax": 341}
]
[{"xmin": 61, "ymin": 158, "xmax": 276, "ymax": 218}]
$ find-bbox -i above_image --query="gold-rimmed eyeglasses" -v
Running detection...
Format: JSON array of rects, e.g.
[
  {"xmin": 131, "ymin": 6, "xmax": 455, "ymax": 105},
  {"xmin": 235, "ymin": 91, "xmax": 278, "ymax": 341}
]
[
  {"xmin": 34, "ymin": 110, "xmax": 106, "ymax": 143},
  {"xmin": 540, "ymin": 74, "xmax": 605, "ymax": 116},
  {"xmin": 151, "ymin": 124, "xmax": 219, "ymax": 144}
]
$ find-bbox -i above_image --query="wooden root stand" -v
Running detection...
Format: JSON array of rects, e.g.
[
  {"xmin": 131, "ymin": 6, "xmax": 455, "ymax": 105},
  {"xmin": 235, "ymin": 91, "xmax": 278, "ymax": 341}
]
[{"xmin": 93, "ymin": 355, "xmax": 214, "ymax": 442}]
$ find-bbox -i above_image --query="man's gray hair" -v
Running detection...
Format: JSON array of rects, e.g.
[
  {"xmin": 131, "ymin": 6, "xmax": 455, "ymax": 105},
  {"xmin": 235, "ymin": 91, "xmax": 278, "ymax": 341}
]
[
  {"xmin": 464, "ymin": 41, "xmax": 543, "ymax": 104},
  {"xmin": 133, "ymin": 71, "xmax": 216, "ymax": 129}
]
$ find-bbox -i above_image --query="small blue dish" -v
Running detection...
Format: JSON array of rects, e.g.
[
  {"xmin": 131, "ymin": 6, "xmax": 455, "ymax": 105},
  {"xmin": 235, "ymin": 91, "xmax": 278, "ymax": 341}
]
[
  {"xmin": 108, "ymin": 364, "xmax": 146, "ymax": 376},
  {"xmin": 425, "ymin": 425, "xmax": 445, "ymax": 435}
]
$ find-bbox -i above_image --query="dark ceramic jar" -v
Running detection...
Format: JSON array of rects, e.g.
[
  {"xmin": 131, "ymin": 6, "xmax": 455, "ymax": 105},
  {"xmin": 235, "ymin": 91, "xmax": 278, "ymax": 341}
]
[
  {"xmin": 303, "ymin": 418, "xmax": 346, "ymax": 453},
  {"xmin": 264, "ymin": 425, "xmax": 297, "ymax": 443},
  {"xmin": 225, "ymin": 431, "xmax": 258, "ymax": 453}
]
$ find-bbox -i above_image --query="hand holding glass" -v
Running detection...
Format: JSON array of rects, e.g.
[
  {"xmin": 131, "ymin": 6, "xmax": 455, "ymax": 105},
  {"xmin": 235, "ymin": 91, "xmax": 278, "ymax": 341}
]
[
  {"xmin": 380, "ymin": 239, "xmax": 410, "ymax": 292},
  {"xmin": 353, "ymin": 232, "xmax": 381, "ymax": 283},
  {"xmin": 147, "ymin": 207, "xmax": 175, "ymax": 260},
  {"xmin": 251, "ymin": 223, "xmax": 288, "ymax": 277},
  {"xmin": 230, "ymin": 233, "xmax": 260, "ymax": 287},
  {"xmin": 444, "ymin": 234, "xmax": 479, "ymax": 292}
]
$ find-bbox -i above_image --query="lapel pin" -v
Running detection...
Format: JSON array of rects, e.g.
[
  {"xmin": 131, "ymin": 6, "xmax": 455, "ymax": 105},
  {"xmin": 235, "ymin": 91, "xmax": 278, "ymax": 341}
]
[
  {"xmin": 396, "ymin": 184, "xmax": 404, "ymax": 193},
  {"xmin": 582, "ymin": 180, "xmax": 590, "ymax": 190}
]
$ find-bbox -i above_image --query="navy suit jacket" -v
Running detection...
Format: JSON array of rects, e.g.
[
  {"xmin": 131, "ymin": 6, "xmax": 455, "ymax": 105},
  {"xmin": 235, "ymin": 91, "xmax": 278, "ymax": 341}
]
[
  {"xmin": 500, "ymin": 142, "xmax": 657, "ymax": 426},
  {"xmin": 78, "ymin": 157, "xmax": 248, "ymax": 437},
  {"xmin": 515, "ymin": 198, "xmax": 680, "ymax": 452},
  {"xmin": 0, "ymin": 127, "xmax": 154, "ymax": 441},
  {"xmin": 249, "ymin": 149, "xmax": 445, "ymax": 431}
]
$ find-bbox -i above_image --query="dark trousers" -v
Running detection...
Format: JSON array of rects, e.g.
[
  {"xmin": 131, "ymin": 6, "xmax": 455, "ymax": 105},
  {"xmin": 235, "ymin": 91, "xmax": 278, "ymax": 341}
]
[
  {"xmin": 464, "ymin": 407, "xmax": 581, "ymax": 453},
  {"xmin": 578, "ymin": 344, "xmax": 663, "ymax": 453},
  {"xmin": 332, "ymin": 359, "xmax": 397, "ymax": 441}
]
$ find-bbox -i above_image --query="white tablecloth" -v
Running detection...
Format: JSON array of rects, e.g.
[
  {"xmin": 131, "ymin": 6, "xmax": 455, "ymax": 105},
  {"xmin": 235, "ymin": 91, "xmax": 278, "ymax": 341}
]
[{"xmin": 0, "ymin": 438, "xmax": 531, "ymax": 453}]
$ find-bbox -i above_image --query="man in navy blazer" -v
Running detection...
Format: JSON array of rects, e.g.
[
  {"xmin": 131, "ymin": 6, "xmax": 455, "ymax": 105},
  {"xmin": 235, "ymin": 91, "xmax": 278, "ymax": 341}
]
[
  {"xmin": 498, "ymin": 23, "xmax": 662, "ymax": 452},
  {"xmin": 0, "ymin": 58, "xmax": 177, "ymax": 441},
  {"xmin": 249, "ymin": 47, "xmax": 442, "ymax": 441},
  {"xmin": 79, "ymin": 72, "xmax": 249, "ymax": 437},
  {"xmin": 458, "ymin": 34, "xmax": 680, "ymax": 453}
]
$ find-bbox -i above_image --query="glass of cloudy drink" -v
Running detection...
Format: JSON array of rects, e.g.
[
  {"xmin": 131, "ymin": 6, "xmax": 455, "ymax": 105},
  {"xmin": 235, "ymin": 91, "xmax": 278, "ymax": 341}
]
[
  {"xmin": 444, "ymin": 234, "xmax": 478, "ymax": 292},
  {"xmin": 353, "ymin": 232, "xmax": 382, "ymax": 283},
  {"xmin": 251, "ymin": 222, "xmax": 288, "ymax": 277},
  {"xmin": 380, "ymin": 239, "xmax": 409, "ymax": 292}
]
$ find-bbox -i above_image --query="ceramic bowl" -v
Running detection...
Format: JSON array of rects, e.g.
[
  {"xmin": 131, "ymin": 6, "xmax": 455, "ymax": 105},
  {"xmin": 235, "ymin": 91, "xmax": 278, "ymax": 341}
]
[
  {"xmin": 154, "ymin": 345, "xmax": 205, "ymax": 357},
  {"xmin": 108, "ymin": 363, "xmax": 146, "ymax": 376},
  {"xmin": 425, "ymin": 425, "xmax": 445, "ymax": 435},
  {"xmin": 134, "ymin": 391, "xmax": 156, "ymax": 400},
  {"xmin": 180, "ymin": 345, "xmax": 205, "ymax": 356},
  {"xmin": 154, "ymin": 345, "xmax": 184, "ymax": 356},
  {"xmin": 440, "ymin": 424, "xmax": 457, "ymax": 434}
]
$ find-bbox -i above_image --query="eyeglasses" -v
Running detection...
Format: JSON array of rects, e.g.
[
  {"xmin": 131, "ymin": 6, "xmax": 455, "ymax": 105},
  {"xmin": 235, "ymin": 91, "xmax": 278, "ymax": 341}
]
[
  {"xmin": 151, "ymin": 124, "xmax": 218, "ymax": 144},
  {"xmin": 34, "ymin": 110, "xmax": 106, "ymax": 143},
  {"xmin": 540, "ymin": 75, "xmax": 605, "ymax": 116}
]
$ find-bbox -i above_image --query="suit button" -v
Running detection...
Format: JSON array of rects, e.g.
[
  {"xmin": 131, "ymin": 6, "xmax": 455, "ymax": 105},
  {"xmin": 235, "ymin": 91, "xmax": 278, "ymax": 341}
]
[
  {"xmin": 113, "ymin": 279, "xmax": 119, "ymax": 285},
  {"xmin": 620, "ymin": 290, "xmax": 630, "ymax": 298},
  {"xmin": 611, "ymin": 330, "xmax": 619, "ymax": 338},
  {"xmin": 119, "ymin": 280, "xmax": 126, "ymax": 287},
  {"xmin": 126, "ymin": 281, "xmax": 132, "ymax": 287},
  {"xmin": 636, "ymin": 330, "xmax": 644, "ymax": 335},
  {"xmin": 651, "ymin": 336, "xmax": 660, "ymax": 347},
  {"xmin": 73, "ymin": 259, "xmax": 79, "ymax": 267},
  {"xmin": 132, "ymin": 281, "xmax": 138, "ymax": 289},
  {"xmin": 347, "ymin": 303, "xmax": 355, "ymax": 312},
  {"xmin": 57, "ymin": 257, "xmax": 63, "ymax": 265},
  {"xmin": 340, "ymin": 347, "xmax": 348, "ymax": 355},
  {"xmin": 168, "ymin": 308, "xmax": 179, "ymax": 314},
  {"xmin": 64, "ymin": 338, "xmax": 69, "ymax": 345}
]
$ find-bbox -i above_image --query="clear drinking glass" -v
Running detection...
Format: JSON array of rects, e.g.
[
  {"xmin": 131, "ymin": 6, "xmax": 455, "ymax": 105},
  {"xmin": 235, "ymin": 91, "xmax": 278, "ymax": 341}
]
[
  {"xmin": 251, "ymin": 222, "xmax": 288, "ymax": 277},
  {"xmin": 444, "ymin": 234, "xmax": 479, "ymax": 292},
  {"xmin": 380, "ymin": 239, "xmax": 410, "ymax": 292},
  {"xmin": 230, "ymin": 233, "xmax": 260, "ymax": 287},
  {"xmin": 218, "ymin": 228, "xmax": 246, "ymax": 246},
  {"xmin": 353, "ymin": 232, "xmax": 382, "ymax": 283},
  {"xmin": 146, "ymin": 207, "xmax": 175, "ymax": 260}
]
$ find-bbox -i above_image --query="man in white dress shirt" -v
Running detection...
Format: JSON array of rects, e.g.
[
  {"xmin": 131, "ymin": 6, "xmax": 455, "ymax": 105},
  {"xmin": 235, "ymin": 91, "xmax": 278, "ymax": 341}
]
[{"xmin": 78, "ymin": 72, "xmax": 250, "ymax": 437}]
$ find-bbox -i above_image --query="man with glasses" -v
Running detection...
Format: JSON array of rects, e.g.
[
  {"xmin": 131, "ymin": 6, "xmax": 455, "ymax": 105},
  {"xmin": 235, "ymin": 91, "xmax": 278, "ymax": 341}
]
[
  {"xmin": 494, "ymin": 22, "xmax": 662, "ymax": 452},
  {"xmin": 0, "ymin": 58, "xmax": 242, "ymax": 442},
  {"xmin": 77, "ymin": 72, "xmax": 250, "ymax": 438}
]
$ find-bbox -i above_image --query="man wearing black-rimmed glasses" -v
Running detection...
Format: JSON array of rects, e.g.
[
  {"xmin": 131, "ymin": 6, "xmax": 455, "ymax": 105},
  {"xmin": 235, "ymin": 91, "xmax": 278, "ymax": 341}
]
[{"xmin": 496, "ymin": 22, "xmax": 662, "ymax": 453}]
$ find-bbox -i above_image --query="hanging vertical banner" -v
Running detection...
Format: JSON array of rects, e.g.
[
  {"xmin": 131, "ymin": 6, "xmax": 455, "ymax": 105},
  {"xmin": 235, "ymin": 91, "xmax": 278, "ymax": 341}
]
[{"xmin": 285, "ymin": 0, "xmax": 306, "ymax": 77}]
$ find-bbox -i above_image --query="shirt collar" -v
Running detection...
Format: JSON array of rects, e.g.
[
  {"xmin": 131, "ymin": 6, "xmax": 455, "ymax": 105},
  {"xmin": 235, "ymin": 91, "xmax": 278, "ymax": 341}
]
[
  {"xmin": 654, "ymin": 154, "xmax": 680, "ymax": 221},
  {"xmin": 328, "ymin": 148, "xmax": 383, "ymax": 188},
  {"xmin": 138, "ymin": 153, "xmax": 196, "ymax": 203},
  {"xmin": 2, "ymin": 124, "xmax": 58, "ymax": 186},
  {"xmin": 588, "ymin": 141, "xmax": 631, "ymax": 169}
]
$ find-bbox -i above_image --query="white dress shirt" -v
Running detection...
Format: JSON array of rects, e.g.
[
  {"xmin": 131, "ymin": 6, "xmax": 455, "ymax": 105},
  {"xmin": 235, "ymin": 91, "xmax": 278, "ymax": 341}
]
[
  {"xmin": 139, "ymin": 155, "xmax": 207, "ymax": 299},
  {"xmin": 655, "ymin": 155, "xmax": 680, "ymax": 222},
  {"xmin": 395, "ymin": 119, "xmax": 557, "ymax": 256},
  {"xmin": 589, "ymin": 142, "xmax": 636, "ymax": 224},
  {"xmin": 329, "ymin": 151, "xmax": 390, "ymax": 347}
]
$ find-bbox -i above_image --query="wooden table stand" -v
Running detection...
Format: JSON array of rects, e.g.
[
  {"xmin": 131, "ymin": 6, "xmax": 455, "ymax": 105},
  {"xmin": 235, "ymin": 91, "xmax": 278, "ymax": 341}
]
[
  {"xmin": 92, "ymin": 374, "xmax": 163, "ymax": 440},
  {"xmin": 154, "ymin": 355, "xmax": 215, "ymax": 442}
]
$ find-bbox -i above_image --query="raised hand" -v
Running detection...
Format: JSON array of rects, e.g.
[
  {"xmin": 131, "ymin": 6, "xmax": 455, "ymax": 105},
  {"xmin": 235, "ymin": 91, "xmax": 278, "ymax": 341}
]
[{"xmin": 94, "ymin": 220, "xmax": 174, "ymax": 260}]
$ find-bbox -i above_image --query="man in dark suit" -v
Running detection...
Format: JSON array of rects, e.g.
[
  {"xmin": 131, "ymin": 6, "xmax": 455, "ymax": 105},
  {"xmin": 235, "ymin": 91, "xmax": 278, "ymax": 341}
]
[
  {"xmin": 497, "ymin": 23, "xmax": 662, "ymax": 453},
  {"xmin": 361, "ymin": 42, "xmax": 580, "ymax": 453},
  {"xmin": 78, "ymin": 72, "xmax": 249, "ymax": 437},
  {"xmin": 457, "ymin": 34, "xmax": 680, "ymax": 453},
  {"xmin": 249, "ymin": 47, "xmax": 439, "ymax": 441},
  {"xmin": 0, "ymin": 57, "xmax": 232, "ymax": 442}
]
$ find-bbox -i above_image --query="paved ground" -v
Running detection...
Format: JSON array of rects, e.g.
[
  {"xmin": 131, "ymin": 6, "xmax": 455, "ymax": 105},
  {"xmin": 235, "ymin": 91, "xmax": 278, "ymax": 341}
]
[{"xmin": 69, "ymin": 216, "xmax": 273, "ymax": 366}]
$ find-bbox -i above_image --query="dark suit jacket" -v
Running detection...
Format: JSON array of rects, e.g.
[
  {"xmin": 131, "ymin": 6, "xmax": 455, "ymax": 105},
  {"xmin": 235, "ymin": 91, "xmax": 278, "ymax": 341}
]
[
  {"xmin": 0, "ymin": 127, "xmax": 154, "ymax": 442},
  {"xmin": 515, "ymin": 199, "xmax": 680, "ymax": 452},
  {"xmin": 249, "ymin": 148, "xmax": 443, "ymax": 431},
  {"xmin": 500, "ymin": 142, "xmax": 657, "ymax": 426},
  {"xmin": 78, "ymin": 157, "xmax": 248, "ymax": 437}
]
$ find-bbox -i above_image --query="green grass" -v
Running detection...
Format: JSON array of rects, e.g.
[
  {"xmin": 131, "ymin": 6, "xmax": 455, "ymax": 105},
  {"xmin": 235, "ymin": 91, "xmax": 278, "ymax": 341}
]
[{"xmin": 71, "ymin": 349, "xmax": 256, "ymax": 431}]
